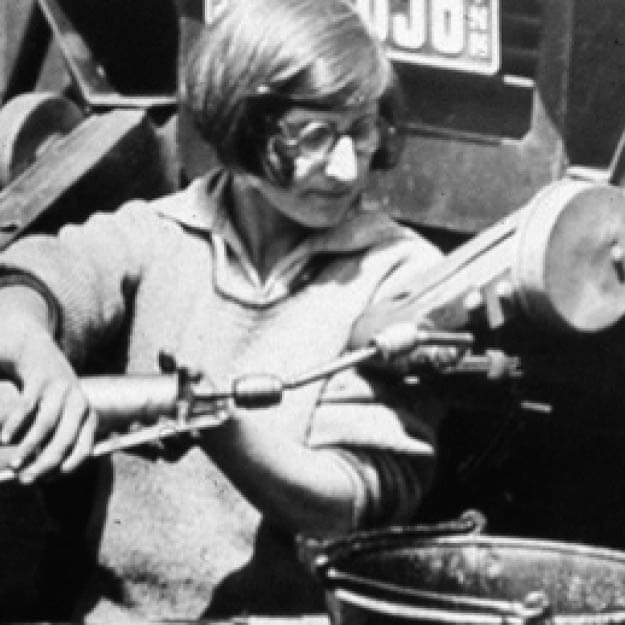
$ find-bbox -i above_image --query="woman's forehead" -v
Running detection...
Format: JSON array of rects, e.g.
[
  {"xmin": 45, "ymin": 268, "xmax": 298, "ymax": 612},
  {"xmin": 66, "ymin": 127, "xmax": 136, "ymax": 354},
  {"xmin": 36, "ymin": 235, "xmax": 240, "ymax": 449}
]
[{"xmin": 282, "ymin": 101, "xmax": 379, "ymax": 126}]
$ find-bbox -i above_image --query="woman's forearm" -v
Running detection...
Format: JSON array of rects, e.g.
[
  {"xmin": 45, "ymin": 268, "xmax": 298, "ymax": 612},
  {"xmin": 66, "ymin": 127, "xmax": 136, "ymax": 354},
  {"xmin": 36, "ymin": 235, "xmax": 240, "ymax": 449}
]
[
  {"xmin": 0, "ymin": 285, "xmax": 56, "ymax": 379},
  {"xmin": 200, "ymin": 414, "xmax": 358, "ymax": 537}
]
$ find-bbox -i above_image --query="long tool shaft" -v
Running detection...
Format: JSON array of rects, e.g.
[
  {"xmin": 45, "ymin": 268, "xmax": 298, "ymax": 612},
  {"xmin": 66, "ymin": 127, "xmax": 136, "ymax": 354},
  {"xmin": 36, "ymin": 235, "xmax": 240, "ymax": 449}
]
[{"xmin": 0, "ymin": 325, "xmax": 477, "ymax": 481}]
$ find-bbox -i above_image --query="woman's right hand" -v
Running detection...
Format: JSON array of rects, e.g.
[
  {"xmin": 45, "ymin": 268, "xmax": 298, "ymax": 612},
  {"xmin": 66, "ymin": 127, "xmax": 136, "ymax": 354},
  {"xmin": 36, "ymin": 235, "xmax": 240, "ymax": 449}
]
[{"xmin": 0, "ymin": 316, "xmax": 97, "ymax": 483}]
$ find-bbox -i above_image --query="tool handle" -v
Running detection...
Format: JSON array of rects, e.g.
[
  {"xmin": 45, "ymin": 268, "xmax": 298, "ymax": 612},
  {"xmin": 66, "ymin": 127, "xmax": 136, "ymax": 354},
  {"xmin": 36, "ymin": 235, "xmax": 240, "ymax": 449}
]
[
  {"xmin": 372, "ymin": 323, "xmax": 474, "ymax": 359},
  {"xmin": 80, "ymin": 374, "xmax": 180, "ymax": 427}
]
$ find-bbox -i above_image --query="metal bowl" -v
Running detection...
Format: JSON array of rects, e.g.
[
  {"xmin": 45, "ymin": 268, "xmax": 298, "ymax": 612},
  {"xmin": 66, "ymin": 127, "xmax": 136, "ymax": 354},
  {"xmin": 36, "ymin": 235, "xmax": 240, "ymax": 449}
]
[{"xmin": 302, "ymin": 513, "xmax": 625, "ymax": 624}]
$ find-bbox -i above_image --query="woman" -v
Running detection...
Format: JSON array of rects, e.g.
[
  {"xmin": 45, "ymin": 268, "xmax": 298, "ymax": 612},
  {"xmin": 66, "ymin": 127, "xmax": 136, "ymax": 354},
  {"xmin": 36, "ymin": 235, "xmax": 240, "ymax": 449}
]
[{"xmin": 0, "ymin": 0, "xmax": 444, "ymax": 620}]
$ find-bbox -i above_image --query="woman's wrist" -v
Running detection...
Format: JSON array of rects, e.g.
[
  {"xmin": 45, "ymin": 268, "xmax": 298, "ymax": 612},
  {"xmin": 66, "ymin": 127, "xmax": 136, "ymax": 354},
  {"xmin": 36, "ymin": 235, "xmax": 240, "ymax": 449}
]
[
  {"xmin": 0, "ymin": 285, "xmax": 55, "ymax": 335},
  {"xmin": 0, "ymin": 286, "xmax": 57, "ymax": 373}
]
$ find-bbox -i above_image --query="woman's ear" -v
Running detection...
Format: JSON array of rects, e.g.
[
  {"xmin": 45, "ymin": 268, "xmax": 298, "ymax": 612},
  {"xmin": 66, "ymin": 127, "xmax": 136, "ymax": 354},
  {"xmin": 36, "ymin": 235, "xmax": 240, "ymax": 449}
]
[{"xmin": 371, "ymin": 121, "xmax": 404, "ymax": 170}]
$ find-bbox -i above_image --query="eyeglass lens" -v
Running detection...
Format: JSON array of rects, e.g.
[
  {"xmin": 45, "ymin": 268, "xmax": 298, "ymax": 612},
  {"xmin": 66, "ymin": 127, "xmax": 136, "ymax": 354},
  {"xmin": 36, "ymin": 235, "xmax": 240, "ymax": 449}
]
[{"xmin": 284, "ymin": 117, "xmax": 380, "ymax": 158}]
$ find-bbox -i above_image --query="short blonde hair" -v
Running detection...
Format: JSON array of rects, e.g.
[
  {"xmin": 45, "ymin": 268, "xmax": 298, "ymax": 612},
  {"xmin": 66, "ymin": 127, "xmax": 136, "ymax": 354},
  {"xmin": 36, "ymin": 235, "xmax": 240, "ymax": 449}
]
[{"xmin": 184, "ymin": 0, "xmax": 403, "ymax": 176}]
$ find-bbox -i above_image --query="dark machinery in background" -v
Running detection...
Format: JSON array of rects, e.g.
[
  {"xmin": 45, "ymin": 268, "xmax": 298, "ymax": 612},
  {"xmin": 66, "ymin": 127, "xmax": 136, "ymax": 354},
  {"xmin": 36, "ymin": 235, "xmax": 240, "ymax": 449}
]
[
  {"xmin": 3, "ymin": 0, "xmax": 625, "ymax": 619},
  {"xmin": 0, "ymin": 0, "xmax": 180, "ymax": 248}
]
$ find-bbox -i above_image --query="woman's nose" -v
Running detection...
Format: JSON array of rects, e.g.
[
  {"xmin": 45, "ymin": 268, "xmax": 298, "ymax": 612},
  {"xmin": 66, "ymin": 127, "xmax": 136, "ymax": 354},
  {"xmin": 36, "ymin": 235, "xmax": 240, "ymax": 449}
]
[{"xmin": 325, "ymin": 135, "xmax": 358, "ymax": 182}]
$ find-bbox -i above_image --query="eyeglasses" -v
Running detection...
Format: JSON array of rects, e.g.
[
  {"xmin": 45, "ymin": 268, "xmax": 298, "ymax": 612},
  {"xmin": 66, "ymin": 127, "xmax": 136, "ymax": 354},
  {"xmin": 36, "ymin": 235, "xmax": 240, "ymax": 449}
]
[{"xmin": 273, "ymin": 115, "xmax": 381, "ymax": 161}]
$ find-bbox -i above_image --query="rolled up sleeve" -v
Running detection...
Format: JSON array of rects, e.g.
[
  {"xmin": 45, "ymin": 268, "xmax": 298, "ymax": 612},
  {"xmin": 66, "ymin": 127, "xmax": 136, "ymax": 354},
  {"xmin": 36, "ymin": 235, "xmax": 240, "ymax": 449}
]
[{"xmin": 307, "ymin": 367, "xmax": 443, "ymax": 527}]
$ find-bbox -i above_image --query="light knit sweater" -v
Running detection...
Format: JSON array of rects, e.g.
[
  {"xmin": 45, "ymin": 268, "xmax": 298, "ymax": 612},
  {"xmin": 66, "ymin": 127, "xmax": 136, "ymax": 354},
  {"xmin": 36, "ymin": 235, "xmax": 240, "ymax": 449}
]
[{"xmin": 0, "ymin": 170, "xmax": 443, "ymax": 621}]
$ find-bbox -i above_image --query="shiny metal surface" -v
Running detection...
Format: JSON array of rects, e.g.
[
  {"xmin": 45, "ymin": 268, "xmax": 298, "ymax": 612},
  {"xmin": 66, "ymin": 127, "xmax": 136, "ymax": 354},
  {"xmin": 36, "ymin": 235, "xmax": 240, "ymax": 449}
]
[{"xmin": 309, "ymin": 520, "xmax": 625, "ymax": 624}]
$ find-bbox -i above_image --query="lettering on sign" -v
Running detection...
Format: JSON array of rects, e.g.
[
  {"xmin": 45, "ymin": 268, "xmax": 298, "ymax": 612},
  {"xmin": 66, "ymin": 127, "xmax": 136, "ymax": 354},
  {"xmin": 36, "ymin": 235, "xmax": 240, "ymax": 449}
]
[
  {"xmin": 353, "ymin": 0, "xmax": 500, "ymax": 73},
  {"xmin": 202, "ymin": 0, "xmax": 500, "ymax": 74}
]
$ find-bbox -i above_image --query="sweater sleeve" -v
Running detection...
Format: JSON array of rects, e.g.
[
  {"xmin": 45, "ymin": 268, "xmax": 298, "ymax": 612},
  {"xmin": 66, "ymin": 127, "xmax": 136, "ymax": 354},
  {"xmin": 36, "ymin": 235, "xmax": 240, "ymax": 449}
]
[
  {"xmin": 370, "ymin": 229, "xmax": 444, "ymax": 306},
  {"xmin": 330, "ymin": 446, "xmax": 432, "ymax": 527},
  {"xmin": 348, "ymin": 230, "xmax": 445, "ymax": 351},
  {"xmin": 306, "ymin": 232, "xmax": 446, "ymax": 528},
  {"xmin": 306, "ymin": 367, "xmax": 443, "ymax": 528},
  {"xmin": 0, "ymin": 201, "xmax": 165, "ymax": 365}
]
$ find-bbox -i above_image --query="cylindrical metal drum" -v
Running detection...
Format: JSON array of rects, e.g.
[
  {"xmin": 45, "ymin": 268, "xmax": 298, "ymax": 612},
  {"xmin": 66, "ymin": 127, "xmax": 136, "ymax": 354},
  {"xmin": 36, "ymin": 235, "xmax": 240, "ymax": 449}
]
[
  {"xmin": 513, "ymin": 180, "xmax": 625, "ymax": 333},
  {"xmin": 350, "ymin": 179, "xmax": 625, "ymax": 346}
]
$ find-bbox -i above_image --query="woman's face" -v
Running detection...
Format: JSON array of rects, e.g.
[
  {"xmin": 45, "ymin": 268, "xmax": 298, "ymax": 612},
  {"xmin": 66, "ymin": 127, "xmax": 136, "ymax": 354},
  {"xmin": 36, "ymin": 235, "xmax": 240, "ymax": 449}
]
[{"xmin": 258, "ymin": 102, "xmax": 380, "ymax": 229}]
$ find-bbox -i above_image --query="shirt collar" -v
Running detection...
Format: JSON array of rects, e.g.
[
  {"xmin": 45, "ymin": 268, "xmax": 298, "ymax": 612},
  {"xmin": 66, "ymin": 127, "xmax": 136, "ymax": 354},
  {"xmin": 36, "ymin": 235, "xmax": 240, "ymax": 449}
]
[{"xmin": 156, "ymin": 168, "xmax": 412, "ymax": 256}]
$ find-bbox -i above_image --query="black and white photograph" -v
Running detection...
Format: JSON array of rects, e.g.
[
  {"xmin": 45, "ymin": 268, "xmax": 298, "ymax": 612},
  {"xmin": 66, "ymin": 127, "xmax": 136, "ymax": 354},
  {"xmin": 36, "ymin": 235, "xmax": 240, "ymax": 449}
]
[{"xmin": 1, "ymin": 1, "xmax": 625, "ymax": 623}]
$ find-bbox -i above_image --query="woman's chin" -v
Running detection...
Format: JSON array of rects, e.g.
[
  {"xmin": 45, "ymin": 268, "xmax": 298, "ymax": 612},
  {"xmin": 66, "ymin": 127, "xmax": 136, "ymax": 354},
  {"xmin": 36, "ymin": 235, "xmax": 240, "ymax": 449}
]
[{"xmin": 295, "ymin": 195, "xmax": 356, "ymax": 229}]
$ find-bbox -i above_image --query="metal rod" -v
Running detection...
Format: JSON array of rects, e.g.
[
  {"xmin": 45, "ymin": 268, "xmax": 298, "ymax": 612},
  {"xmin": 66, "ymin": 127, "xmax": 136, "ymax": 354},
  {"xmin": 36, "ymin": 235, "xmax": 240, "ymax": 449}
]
[
  {"xmin": 91, "ymin": 412, "xmax": 229, "ymax": 457},
  {"xmin": 284, "ymin": 346, "xmax": 379, "ymax": 389},
  {"xmin": 0, "ymin": 327, "xmax": 481, "ymax": 481}
]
